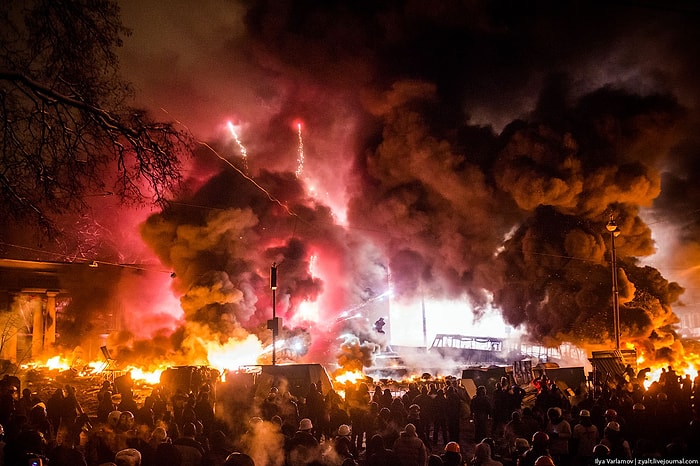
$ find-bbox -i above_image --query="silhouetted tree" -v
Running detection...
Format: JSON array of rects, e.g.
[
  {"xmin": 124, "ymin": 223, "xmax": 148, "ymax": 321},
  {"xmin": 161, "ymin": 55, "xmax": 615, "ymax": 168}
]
[{"xmin": 0, "ymin": 0, "xmax": 193, "ymax": 234}]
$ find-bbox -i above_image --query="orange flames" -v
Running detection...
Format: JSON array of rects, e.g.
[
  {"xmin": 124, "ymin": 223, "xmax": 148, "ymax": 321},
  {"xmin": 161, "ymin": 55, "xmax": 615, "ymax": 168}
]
[
  {"xmin": 334, "ymin": 370, "xmax": 364, "ymax": 385},
  {"xmin": 636, "ymin": 354, "xmax": 699, "ymax": 390},
  {"xmin": 21, "ymin": 356, "xmax": 166, "ymax": 384}
]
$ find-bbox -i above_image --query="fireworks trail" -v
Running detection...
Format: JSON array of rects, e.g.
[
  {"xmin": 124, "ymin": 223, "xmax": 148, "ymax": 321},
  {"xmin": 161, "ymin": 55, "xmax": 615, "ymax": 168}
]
[
  {"xmin": 227, "ymin": 121, "xmax": 249, "ymax": 173},
  {"xmin": 295, "ymin": 121, "xmax": 304, "ymax": 178}
]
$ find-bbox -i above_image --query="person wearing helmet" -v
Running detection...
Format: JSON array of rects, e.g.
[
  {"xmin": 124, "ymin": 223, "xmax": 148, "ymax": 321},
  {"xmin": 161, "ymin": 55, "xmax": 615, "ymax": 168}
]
[
  {"xmin": 602, "ymin": 408, "xmax": 625, "ymax": 435},
  {"xmin": 572, "ymin": 409, "xmax": 597, "ymax": 466},
  {"xmin": 333, "ymin": 424, "xmax": 358, "ymax": 463},
  {"xmin": 285, "ymin": 418, "xmax": 321, "ymax": 466},
  {"xmin": 600, "ymin": 422, "xmax": 631, "ymax": 460},
  {"xmin": 107, "ymin": 410, "xmax": 122, "ymax": 429},
  {"xmin": 626, "ymin": 403, "xmax": 652, "ymax": 449},
  {"xmin": 440, "ymin": 441, "xmax": 461, "ymax": 466},
  {"xmin": 407, "ymin": 403, "xmax": 429, "ymax": 449},
  {"xmin": 225, "ymin": 451, "xmax": 256, "ymax": 466},
  {"xmin": 114, "ymin": 448, "xmax": 141, "ymax": 466},
  {"xmin": 545, "ymin": 407, "xmax": 570, "ymax": 466}
]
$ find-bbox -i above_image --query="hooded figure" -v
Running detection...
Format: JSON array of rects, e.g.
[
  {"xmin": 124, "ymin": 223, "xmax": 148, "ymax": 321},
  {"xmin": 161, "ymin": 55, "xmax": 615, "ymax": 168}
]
[
  {"xmin": 471, "ymin": 442, "xmax": 502, "ymax": 466},
  {"xmin": 392, "ymin": 423, "xmax": 427, "ymax": 466}
]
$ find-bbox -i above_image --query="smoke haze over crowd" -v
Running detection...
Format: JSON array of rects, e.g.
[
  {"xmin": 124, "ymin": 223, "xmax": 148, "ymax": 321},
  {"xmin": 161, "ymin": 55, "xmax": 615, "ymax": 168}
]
[{"xmin": 5, "ymin": 0, "xmax": 700, "ymax": 369}]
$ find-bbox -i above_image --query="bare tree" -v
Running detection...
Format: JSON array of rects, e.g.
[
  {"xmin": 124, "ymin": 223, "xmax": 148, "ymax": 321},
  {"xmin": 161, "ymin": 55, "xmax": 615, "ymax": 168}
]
[{"xmin": 0, "ymin": 0, "xmax": 193, "ymax": 234}]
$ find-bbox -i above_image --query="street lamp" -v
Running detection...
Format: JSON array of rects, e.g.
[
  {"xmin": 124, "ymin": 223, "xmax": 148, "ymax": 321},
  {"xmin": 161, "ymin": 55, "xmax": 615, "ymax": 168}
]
[
  {"xmin": 606, "ymin": 215, "xmax": 621, "ymax": 350},
  {"xmin": 269, "ymin": 263, "xmax": 279, "ymax": 365}
]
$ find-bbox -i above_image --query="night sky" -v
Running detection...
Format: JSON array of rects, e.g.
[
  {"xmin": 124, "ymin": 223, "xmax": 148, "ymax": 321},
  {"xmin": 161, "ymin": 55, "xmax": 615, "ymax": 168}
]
[{"xmin": 8, "ymin": 0, "xmax": 700, "ymax": 368}]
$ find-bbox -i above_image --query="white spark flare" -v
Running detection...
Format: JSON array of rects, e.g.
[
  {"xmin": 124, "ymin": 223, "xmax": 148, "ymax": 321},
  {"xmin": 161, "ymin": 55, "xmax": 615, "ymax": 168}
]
[
  {"xmin": 227, "ymin": 121, "xmax": 248, "ymax": 172},
  {"xmin": 295, "ymin": 122, "xmax": 304, "ymax": 178}
]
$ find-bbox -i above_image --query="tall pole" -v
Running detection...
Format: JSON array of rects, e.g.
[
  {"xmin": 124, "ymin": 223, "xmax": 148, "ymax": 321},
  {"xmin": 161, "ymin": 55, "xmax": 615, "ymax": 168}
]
[
  {"xmin": 270, "ymin": 263, "xmax": 278, "ymax": 365},
  {"xmin": 606, "ymin": 216, "xmax": 621, "ymax": 350},
  {"xmin": 421, "ymin": 290, "xmax": 427, "ymax": 351}
]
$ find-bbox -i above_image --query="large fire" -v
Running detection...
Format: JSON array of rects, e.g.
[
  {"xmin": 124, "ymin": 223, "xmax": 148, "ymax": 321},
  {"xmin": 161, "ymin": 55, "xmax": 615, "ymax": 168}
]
[
  {"xmin": 21, "ymin": 356, "xmax": 166, "ymax": 385},
  {"xmin": 1, "ymin": 0, "xmax": 699, "ymax": 427},
  {"xmin": 637, "ymin": 355, "xmax": 699, "ymax": 390}
]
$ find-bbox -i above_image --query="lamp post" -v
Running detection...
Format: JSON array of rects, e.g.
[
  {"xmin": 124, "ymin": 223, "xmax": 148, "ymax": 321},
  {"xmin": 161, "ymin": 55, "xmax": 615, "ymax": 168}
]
[
  {"xmin": 270, "ymin": 263, "xmax": 278, "ymax": 365},
  {"xmin": 606, "ymin": 216, "xmax": 621, "ymax": 350}
]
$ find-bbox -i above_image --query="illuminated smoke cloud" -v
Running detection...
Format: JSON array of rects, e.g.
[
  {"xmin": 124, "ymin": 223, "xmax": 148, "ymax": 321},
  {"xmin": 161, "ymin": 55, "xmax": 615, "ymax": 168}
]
[
  {"xmin": 336, "ymin": 335, "xmax": 378, "ymax": 373},
  {"xmin": 5, "ymin": 1, "xmax": 699, "ymax": 368},
  {"xmin": 127, "ymin": 1, "xmax": 697, "ymax": 366},
  {"xmin": 139, "ymin": 163, "xmax": 391, "ymax": 362}
]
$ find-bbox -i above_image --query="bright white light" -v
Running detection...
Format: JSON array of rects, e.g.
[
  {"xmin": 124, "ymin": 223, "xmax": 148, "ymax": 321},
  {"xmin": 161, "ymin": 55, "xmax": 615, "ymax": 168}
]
[{"xmin": 389, "ymin": 297, "xmax": 511, "ymax": 347}]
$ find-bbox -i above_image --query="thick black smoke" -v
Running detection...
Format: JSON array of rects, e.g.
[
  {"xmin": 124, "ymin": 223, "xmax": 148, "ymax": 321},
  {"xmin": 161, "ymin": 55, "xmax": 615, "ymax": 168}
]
[
  {"xmin": 122, "ymin": 0, "xmax": 700, "ymax": 365},
  {"xmin": 5, "ymin": 1, "xmax": 700, "ymax": 367}
]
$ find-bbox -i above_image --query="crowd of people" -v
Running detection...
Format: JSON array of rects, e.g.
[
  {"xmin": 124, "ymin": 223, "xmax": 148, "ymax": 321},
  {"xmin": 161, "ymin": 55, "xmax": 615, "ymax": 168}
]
[{"xmin": 0, "ymin": 363, "xmax": 698, "ymax": 466}]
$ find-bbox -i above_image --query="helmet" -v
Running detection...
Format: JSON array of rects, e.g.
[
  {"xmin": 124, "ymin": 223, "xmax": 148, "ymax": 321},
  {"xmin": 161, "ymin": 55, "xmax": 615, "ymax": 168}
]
[
  {"xmin": 534, "ymin": 456, "xmax": 555, "ymax": 466},
  {"xmin": 299, "ymin": 418, "xmax": 313, "ymax": 431},
  {"xmin": 150, "ymin": 427, "xmax": 167, "ymax": 443},
  {"xmin": 606, "ymin": 421, "xmax": 620, "ymax": 432},
  {"xmin": 115, "ymin": 448, "xmax": 141, "ymax": 465},
  {"xmin": 225, "ymin": 452, "xmax": 255, "ymax": 466},
  {"xmin": 633, "ymin": 403, "xmax": 645, "ymax": 411},
  {"xmin": 338, "ymin": 424, "xmax": 351, "ymax": 436},
  {"xmin": 107, "ymin": 410, "xmax": 122, "ymax": 428},
  {"xmin": 118, "ymin": 411, "xmax": 134, "ymax": 429},
  {"xmin": 444, "ymin": 441, "xmax": 460, "ymax": 453},
  {"xmin": 604, "ymin": 408, "xmax": 617, "ymax": 418}
]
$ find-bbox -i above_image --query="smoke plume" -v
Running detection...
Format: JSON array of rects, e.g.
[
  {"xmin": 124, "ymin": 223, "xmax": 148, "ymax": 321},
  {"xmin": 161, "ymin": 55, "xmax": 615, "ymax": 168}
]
[{"xmin": 4, "ymin": 1, "xmax": 700, "ymax": 370}]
